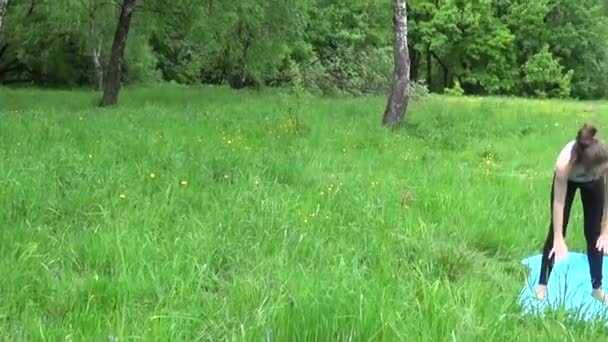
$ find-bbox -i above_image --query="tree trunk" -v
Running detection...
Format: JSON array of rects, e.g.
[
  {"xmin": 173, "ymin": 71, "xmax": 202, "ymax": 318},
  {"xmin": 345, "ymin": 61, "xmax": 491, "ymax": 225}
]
[
  {"xmin": 430, "ymin": 51, "xmax": 448, "ymax": 89},
  {"xmin": 409, "ymin": 45, "xmax": 419, "ymax": 81},
  {"xmin": 426, "ymin": 44, "xmax": 432, "ymax": 89},
  {"xmin": 0, "ymin": 0, "xmax": 8, "ymax": 33},
  {"xmin": 382, "ymin": 0, "xmax": 410, "ymax": 127},
  {"xmin": 90, "ymin": 13, "xmax": 103, "ymax": 91},
  {"xmin": 100, "ymin": 0, "xmax": 136, "ymax": 107},
  {"xmin": 93, "ymin": 36, "xmax": 103, "ymax": 91}
]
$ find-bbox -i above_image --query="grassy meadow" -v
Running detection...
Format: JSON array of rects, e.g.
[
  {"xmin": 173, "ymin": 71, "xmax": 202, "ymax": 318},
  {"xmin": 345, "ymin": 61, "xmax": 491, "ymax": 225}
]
[{"xmin": 1, "ymin": 84, "xmax": 608, "ymax": 340}]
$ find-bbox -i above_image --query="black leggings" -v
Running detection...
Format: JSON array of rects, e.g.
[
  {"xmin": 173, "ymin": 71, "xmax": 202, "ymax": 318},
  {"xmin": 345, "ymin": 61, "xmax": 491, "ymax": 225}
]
[{"xmin": 539, "ymin": 175, "xmax": 605, "ymax": 289}]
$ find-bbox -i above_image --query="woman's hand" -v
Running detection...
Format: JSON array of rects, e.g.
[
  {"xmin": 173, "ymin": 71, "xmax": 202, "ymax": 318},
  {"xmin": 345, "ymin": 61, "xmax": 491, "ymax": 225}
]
[
  {"xmin": 549, "ymin": 238, "xmax": 568, "ymax": 260},
  {"xmin": 597, "ymin": 233, "xmax": 608, "ymax": 254}
]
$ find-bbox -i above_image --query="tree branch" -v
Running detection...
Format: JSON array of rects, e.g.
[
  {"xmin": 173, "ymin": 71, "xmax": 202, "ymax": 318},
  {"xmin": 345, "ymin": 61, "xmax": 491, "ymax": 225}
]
[
  {"xmin": 26, "ymin": 0, "xmax": 39, "ymax": 16},
  {"xmin": 429, "ymin": 50, "xmax": 446, "ymax": 71},
  {"xmin": 429, "ymin": 50, "xmax": 450, "ymax": 87},
  {"xmin": 0, "ymin": 58, "xmax": 22, "ymax": 75},
  {"xmin": 0, "ymin": 42, "xmax": 9, "ymax": 59}
]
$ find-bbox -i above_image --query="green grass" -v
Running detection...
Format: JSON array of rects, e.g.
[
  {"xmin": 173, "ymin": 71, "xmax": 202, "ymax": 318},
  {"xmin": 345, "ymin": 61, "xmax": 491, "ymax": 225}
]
[{"xmin": 1, "ymin": 84, "xmax": 608, "ymax": 340}]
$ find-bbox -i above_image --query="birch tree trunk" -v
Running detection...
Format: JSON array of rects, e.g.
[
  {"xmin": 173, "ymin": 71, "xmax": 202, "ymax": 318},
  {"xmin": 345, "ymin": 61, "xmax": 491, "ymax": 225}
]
[
  {"xmin": 93, "ymin": 36, "xmax": 103, "ymax": 91},
  {"xmin": 100, "ymin": 0, "xmax": 136, "ymax": 107},
  {"xmin": 90, "ymin": 14, "xmax": 103, "ymax": 91},
  {"xmin": 382, "ymin": 0, "xmax": 410, "ymax": 127},
  {"xmin": 0, "ymin": 0, "xmax": 8, "ymax": 33}
]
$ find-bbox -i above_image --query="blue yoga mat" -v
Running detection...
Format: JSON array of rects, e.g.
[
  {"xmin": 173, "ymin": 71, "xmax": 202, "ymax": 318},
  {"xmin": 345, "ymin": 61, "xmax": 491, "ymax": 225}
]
[{"xmin": 519, "ymin": 252, "xmax": 608, "ymax": 322}]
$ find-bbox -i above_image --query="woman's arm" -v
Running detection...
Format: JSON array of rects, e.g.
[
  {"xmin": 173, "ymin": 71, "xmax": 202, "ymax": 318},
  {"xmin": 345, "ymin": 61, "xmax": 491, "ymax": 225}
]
[
  {"xmin": 597, "ymin": 173, "xmax": 608, "ymax": 254},
  {"xmin": 602, "ymin": 174, "xmax": 608, "ymax": 234},
  {"xmin": 552, "ymin": 146, "xmax": 572, "ymax": 239}
]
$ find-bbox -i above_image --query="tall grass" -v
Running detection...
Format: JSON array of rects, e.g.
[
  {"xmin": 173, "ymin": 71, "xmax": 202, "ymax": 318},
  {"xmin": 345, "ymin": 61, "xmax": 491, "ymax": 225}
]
[{"xmin": 1, "ymin": 84, "xmax": 608, "ymax": 340}]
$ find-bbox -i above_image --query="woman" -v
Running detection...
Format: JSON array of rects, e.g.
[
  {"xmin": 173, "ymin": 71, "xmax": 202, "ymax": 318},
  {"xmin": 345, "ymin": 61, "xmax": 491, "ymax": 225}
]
[{"xmin": 536, "ymin": 123, "xmax": 608, "ymax": 302}]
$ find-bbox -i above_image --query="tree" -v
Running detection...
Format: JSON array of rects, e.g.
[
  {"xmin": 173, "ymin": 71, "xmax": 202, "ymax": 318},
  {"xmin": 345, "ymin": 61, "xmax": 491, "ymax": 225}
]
[
  {"xmin": 0, "ymin": 0, "xmax": 7, "ymax": 33},
  {"xmin": 382, "ymin": 0, "xmax": 410, "ymax": 127},
  {"xmin": 86, "ymin": 0, "xmax": 107, "ymax": 91},
  {"xmin": 100, "ymin": 0, "xmax": 136, "ymax": 107}
]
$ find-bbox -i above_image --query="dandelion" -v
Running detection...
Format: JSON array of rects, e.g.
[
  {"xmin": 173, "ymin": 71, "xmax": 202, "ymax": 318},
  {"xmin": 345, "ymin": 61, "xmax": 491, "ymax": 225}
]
[
  {"xmin": 181, "ymin": 180, "xmax": 188, "ymax": 186},
  {"xmin": 88, "ymin": 154, "xmax": 93, "ymax": 159},
  {"xmin": 320, "ymin": 191, "xmax": 325, "ymax": 196},
  {"xmin": 119, "ymin": 194, "xmax": 126, "ymax": 199},
  {"xmin": 150, "ymin": 173, "xmax": 156, "ymax": 179}
]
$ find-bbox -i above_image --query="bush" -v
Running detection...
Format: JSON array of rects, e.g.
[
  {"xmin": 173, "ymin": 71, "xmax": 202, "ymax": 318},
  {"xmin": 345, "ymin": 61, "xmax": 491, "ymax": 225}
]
[
  {"xmin": 522, "ymin": 44, "xmax": 572, "ymax": 99},
  {"xmin": 300, "ymin": 46, "xmax": 393, "ymax": 96},
  {"xmin": 123, "ymin": 34, "xmax": 163, "ymax": 85},
  {"xmin": 409, "ymin": 80, "xmax": 429, "ymax": 102},
  {"xmin": 444, "ymin": 80, "xmax": 465, "ymax": 96}
]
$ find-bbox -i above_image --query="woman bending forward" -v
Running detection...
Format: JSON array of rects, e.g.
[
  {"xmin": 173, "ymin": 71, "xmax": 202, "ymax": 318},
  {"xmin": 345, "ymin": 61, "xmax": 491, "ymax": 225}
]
[{"xmin": 536, "ymin": 123, "xmax": 608, "ymax": 302}]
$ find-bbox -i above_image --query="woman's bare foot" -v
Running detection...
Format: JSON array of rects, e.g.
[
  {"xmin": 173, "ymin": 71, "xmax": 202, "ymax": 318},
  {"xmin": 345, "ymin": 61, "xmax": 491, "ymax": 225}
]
[
  {"xmin": 535, "ymin": 285, "xmax": 547, "ymax": 300},
  {"xmin": 592, "ymin": 288, "xmax": 608, "ymax": 303}
]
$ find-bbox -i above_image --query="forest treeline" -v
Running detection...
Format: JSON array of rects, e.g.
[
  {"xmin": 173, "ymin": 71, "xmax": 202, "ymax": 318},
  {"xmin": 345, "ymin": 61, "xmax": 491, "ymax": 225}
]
[{"xmin": 0, "ymin": 0, "xmax": 607, "ymax": 99}]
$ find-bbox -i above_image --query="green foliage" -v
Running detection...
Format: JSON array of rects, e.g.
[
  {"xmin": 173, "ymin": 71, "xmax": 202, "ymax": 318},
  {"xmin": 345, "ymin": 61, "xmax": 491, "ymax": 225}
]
[
  {"xmin": 444, "ymin": 80, "xmax": 464, "ymax": 96},
  {"xmin": 454, "ymin": 0, "xmax": 518, "ymax": 95},
  {"xmin": 543, "ymin": 0, "xmax": 608, "ymax": 99},
  {"xmin": 0, "ymin": 0, "xmax": 608, "ymax": 99},
  {"xmin": 409, "ymin": 80, "xmax": 429, "ymax": 102},
  {"xmin": 3, "ymin": 85, "xmax": 608, "ymax": 338},
  {"xmin": 0, "ymin": 0, "xmax": 110, "ymax": 86},
  {"xmin": 149, "ymin": 33, "xmax": 201, "ymax": 84},
  {"xmin": 410, "ymin": 0, "xmax": 608, "ymax": 99},
  {"xmin": 123, "ymin": 33, "xmax": 162, "ymax": 85},
  {"xmin": 299, "ymin": 46, "xmax": 393, "ymax": 96},
  {"xmin": 560, "ymin": 69, "xmax": 575, "ymax": 99},
  {"xmin": 522, "ymin": 44, "xmax": 572, "ymax": 98}
]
